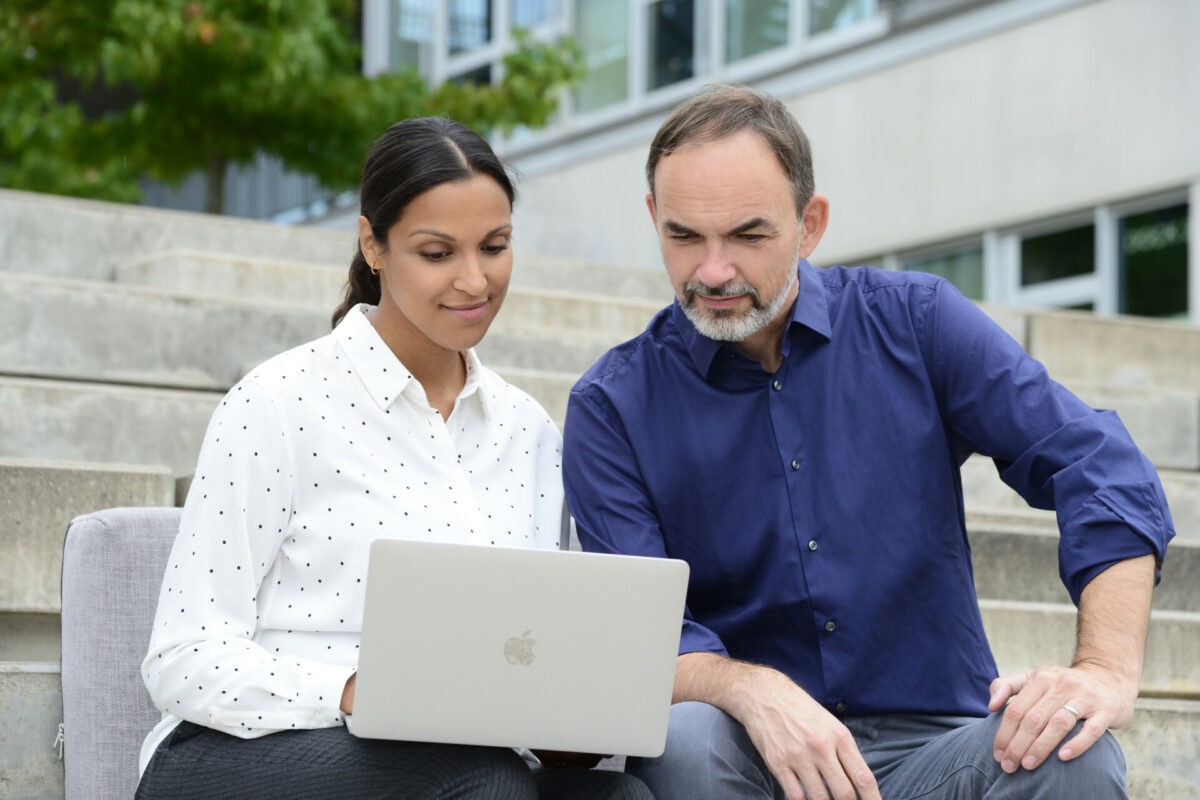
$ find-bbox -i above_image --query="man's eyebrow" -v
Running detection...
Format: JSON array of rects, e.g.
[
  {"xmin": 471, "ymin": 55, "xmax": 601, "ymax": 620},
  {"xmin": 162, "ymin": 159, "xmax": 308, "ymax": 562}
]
[
  {"xmin": 727, "ymin": 217, "xmax": 777, "ymax": 236},
  {"xmin": 663, "ymin": 220, "xmax": 697, "ymax": 236}
]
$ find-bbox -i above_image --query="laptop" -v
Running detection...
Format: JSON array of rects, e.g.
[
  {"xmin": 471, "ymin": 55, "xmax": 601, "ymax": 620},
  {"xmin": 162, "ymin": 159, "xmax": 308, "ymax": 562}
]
[{"xmin": 345, "ymin": 538, "xmax": 690, "ymax": 757}]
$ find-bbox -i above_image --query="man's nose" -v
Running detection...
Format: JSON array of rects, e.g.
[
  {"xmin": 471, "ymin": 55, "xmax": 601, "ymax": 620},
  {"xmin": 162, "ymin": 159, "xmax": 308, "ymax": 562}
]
[{"xmin": 694, "ymin": 245, "xmax": 736, "ymax": 287}]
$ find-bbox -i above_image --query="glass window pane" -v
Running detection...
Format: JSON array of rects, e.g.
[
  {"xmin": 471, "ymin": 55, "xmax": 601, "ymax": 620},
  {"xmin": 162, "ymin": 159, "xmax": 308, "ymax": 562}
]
[
  {"xmin": 392, "ymin": 0, "xmax": 436, "ymax": 70},
  {"xmin": 809, "ymin": 0, "xmax": 876, "ymax": 36},
  {"xmin": 574, "ymin": 0, "xmax": 629, "ymax": 111},
  {"xmin": 1020, "ymin": 224, "xmax": 1094, "ymax": 286},
  {"xmin": 450, "ymin": 0, "xmax": 491, "ymax": 55},
  {"xmin": 1119, "ymin": 203, "xmax": 1189, "ymax": 319},
  {"xmin": 726, "ymin": 0, "xmax": 789, "ymax": 63},
  {"xmin": 512, "ymin": 0, "xmax": 560, "ymax": 27},
  {"xmin": 903, "ymin": 246, "xmax": 984, "ymax": 300},
  {"xmin": 648, "ymin": 0, "xmax": 695, "ymax": 91}
]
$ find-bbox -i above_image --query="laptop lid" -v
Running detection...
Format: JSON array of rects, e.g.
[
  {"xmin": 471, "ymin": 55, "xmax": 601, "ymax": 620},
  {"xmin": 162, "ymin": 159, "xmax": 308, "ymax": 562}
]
[{"xmin": 346, "ymin": 538, "xmax": 689, "ymax": 757}]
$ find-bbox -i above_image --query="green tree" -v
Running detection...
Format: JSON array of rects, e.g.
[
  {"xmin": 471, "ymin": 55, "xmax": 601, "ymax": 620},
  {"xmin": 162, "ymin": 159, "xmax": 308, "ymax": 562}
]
[{"xmin": 0, "ymin": 1, "xmax": 582, "ymax": 213}]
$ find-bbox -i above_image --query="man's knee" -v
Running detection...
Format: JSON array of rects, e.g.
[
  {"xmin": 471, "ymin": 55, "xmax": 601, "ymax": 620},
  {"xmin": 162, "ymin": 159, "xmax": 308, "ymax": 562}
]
[
  {"xmin": 626, "ymin": 702, "xmax": 773, "ymax": 800},
  {"xmin": 1017, "ymin": 730, "xmax": 1127, "ymax": 798}
]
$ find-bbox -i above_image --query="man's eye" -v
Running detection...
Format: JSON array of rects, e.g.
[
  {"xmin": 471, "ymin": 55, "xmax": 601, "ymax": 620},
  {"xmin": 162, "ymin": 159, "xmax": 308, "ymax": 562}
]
[{"xmin": 740, "ymin": 234, "xmax": 765, "ymax": 243}]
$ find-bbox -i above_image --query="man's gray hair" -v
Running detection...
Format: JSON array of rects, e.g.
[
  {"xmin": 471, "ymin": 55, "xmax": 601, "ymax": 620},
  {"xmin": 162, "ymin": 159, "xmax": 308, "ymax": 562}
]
[{"xmin": 646, "ymin": 84, "xmax": 815, "ymax": 217}]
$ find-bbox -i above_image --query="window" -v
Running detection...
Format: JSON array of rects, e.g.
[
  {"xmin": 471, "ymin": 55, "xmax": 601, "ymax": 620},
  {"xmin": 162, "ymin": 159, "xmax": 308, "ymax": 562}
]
[
  {"xmin": 574, "ymin": 0, "xmax": 630, "ymax": 111},
  {"xmin": 1119, "ymin": 203, "xmax": 1189, "ymax": 319},
  {"xmin": 726, "ymin": 0, "xmax": 789, "ymax": 63},
  {"xmin": 1020, "ymin": 223, "xmax": 1094, "ymax": 287},
  {"xmin": 391, "ymin": 0, "xmax": 436, "ymax": 71},
  {"xmin": 903, "ymin": 245, "xmax": 984, "ymax": 300},
  {"xmin": 513, "ymin": 0, "xmax": 560, "ymax": 26},
  {"xmin": 450, "ymin": 0, "xmax": 492, "ymax": 55},
  {"xmin": 809, "ymin": 0, "xmax": 876, "ymax": 36},
  {"xmin": 647, "ymin": 0, "xmax": 696, "ymax": 91}
]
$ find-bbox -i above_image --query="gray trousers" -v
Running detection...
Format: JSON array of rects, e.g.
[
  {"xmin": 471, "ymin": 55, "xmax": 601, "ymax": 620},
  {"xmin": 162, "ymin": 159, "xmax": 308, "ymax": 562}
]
[
  {"xmin": 628, "ymin": 702, "xmax": 1127, "ymax": 800},
  {"xmin": 135, "ymin": 721, "xmax": 652, "ymax": 800}
]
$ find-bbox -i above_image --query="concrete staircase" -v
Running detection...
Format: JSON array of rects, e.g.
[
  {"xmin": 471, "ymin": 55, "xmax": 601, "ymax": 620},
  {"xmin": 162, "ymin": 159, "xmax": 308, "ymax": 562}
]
[{"xmin": 1, "ymin": 188, "xmax": 1197, "ymax": 798}]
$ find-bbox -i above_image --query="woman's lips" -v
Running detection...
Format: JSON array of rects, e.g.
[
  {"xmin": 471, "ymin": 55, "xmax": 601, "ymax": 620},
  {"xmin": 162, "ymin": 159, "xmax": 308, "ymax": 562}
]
[{"xmin": 444, "ymin": 301, "xmax": 489, "ymax": 321}]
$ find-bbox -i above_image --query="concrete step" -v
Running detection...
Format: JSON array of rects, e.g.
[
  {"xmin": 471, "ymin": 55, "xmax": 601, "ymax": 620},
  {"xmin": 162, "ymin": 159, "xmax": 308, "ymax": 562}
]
[
  {"xmin": 0, "ymin": 663, "xmax": 62, "ymax": 800},
  {"xmin": 1069, "ymin": 383, "xmax": 1200, "ymax": 471},
  {"xmin": 0, "ymin": 271, "xmax": 328, "ymax": 391},
  {"xmin": 0, "ymin": 271, "xmax": 651, "ymax": 393},
  {"xmin": 116, "ymin": 249, "xmax": 670, "ymax": 335},
  {"xmin": 967, "ymin": 509, "xmax": 1199, "ymax": 612},
  {"xmin": 981, "ymin": 599, "xmax": 1199, "ymax": 699},
  {"xmin": 0, "ymin": 459, "xmax": 174, "ymax": 618},
  {"xmin": 0, "ymin": 376, "xmax": 222, "ymax": 477},
  {"xmin": 514, "ymin": 254, "xmax": 675, "ymax": 304},
  {"xmin": 495, "ymin": 367, "xmax": 578, "ymax": 430},
  {"xmin": 1121, "ymin": 697, "xmax": 1200, "ymax": 799},
  {"xmin": 962, "ymin": 455, "xmax": 1200, "ymax": 541},
  {"xmin": 476, "ymin": 331, "xmax": 612, "ymax": 375},
  {"xmin": 116, "ymin": 248, "xmax": 676, "ymax": 307},
  {"xmin": 1028, "ymin": 308, "xmax": 1200, "ymax": 394},
  {"xmin": 0, "ymin": 188, "xmax": 351, "ymax": 282},
  {"xmin": 0, "ymin": 367, "xmax": 572, "ymax": 489}
]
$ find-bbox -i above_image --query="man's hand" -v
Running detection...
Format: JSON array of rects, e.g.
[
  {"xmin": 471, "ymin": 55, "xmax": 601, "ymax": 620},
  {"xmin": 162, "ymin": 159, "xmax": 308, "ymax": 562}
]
[
  {"xmin": 677, "ymin": 653, "xmax": 880, "ymax": 800},
  {"xmin": 990, "ymin": 554, "xmax": 1154, "ymax": 775},
  {"xmin": 988, "ymin": 661, "xmax": 1137, "ymax": 773}
]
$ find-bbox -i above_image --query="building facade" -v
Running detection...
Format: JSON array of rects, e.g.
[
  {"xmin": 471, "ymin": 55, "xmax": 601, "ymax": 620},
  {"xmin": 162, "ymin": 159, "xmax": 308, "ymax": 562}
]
[{"xmin": 343, "ymin": 0, "xmax": 1198, "ymax": 322}]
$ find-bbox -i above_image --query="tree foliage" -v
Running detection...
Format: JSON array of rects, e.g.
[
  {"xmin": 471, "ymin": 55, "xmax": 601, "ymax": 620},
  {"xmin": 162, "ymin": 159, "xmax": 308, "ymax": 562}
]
[{"xmin": 0, "ymin": 1, "xmax": 582, "ymax": 212}]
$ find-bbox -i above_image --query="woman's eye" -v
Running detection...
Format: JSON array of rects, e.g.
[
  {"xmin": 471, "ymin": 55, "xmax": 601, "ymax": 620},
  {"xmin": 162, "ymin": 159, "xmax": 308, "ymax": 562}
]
[
  {"xmin": 421, "ymin": 250, "xmax": 452, "ymax": 262},
  {"xmin": 482, "ymin": 242, "xmax": 510, "ymax": 255}
]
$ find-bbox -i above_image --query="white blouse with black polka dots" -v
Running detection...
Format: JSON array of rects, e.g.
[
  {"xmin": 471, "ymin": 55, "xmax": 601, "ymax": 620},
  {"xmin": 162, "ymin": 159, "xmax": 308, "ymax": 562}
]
[{"xmin": 139, "ymin": 303, "xmax": 564, "ymax": 771}]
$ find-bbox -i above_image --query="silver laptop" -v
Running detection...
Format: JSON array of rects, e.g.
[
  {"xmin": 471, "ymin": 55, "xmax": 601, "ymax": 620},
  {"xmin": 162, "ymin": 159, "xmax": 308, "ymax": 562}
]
[{"xmin": 346, "ymin": 538, "xmax": 689, "ymax": 757}]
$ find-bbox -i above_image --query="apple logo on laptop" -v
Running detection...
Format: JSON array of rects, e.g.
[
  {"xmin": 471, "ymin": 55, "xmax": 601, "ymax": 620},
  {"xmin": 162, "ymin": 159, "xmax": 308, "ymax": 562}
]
[{"xmin": 504, "ymin": 630, "xmax": 536, "ymax": 666}]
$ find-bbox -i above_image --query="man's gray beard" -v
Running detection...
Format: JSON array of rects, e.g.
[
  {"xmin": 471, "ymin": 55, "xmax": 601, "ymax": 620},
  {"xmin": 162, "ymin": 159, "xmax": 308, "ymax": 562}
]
[{"xmin": 680, "ymin": 265, "xmax": 798, "ymax": 342}]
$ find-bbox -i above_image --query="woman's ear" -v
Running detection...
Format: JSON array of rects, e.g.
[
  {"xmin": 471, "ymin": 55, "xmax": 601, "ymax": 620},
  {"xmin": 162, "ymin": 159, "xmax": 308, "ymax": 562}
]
[{"xmin": 357, "ymin": 216, "xmax": 377, "ymax": 264}]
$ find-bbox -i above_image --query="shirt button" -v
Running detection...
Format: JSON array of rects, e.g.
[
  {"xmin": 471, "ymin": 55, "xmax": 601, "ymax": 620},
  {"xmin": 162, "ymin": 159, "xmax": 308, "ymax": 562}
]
[
  {"xmin": 835, "ymin": 701, "xmax": 847, "ymax": 714},
  {"xmin": 808, "ymin": 540, "xmax": 818, "ymax": 551},
  {"xmin": 791, "ymin": 459, "xmax": 800, "ymax": 471},
  {"xmin": 772, "ymin": 380, "xmax": 782, "ymax": 391},
  {"xmin": 825, "ymin": 620, "xmax": 837, "ymax": 632}
]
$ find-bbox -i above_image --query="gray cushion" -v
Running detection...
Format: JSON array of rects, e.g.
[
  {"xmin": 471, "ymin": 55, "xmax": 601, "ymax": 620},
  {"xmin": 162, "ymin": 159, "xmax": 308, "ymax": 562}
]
[{"xmin": 60, "ymin": 507, "xmax": 180, "ymax": 800}]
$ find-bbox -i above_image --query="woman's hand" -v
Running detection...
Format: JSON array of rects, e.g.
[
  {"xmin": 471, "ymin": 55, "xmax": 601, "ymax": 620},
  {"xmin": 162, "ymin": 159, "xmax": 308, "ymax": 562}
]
[{"xmin": 340, "ymin": 673, "xmax": 356, "ymax": 714}]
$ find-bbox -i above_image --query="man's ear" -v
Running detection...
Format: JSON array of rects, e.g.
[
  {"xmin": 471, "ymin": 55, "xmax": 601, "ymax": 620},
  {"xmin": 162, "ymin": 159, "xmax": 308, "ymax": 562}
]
[
  {"xmin": 797, "ymin": 195, "xmax": 830, "ymax": 259},
  {"xmin": 357, "ymin": 215, "xmax": 377, "ymax": 264},
  {"xmin": 645, "ymin": 192, "xmax": 658, "ymax": 228}
]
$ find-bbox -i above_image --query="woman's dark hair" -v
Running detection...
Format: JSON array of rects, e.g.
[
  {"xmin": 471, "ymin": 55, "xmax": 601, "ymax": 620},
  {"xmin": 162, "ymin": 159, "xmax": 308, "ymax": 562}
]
[{"xmin": 331, "ymin": 117, "xmax": 516, "ymax": 327}]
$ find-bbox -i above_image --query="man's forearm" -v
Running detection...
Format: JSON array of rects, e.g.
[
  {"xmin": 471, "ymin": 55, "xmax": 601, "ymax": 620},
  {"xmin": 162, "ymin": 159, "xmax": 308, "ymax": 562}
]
[
  {"xmin": 1073, "ymin": 553, "xmax": 1156, "ymax": 691},
  {"xmin": 674, "ymin": 652, "xmax": 760, "ymax": 714}
]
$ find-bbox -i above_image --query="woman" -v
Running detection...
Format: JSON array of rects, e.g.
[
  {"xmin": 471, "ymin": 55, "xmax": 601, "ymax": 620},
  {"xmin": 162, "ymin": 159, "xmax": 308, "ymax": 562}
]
[{"xmin": 135, "ymin": 118, "xmax": 652, "ymax": 800}]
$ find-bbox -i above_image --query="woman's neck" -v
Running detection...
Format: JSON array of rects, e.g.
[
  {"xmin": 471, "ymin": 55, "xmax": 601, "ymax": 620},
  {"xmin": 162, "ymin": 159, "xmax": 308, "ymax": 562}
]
[{"xmin": 367, "ymin": 307, "xmax": 466, "ymax": 420}]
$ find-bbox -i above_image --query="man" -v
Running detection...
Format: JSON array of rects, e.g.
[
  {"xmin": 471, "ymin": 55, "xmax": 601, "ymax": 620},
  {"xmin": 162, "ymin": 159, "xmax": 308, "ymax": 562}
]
[{"xmin": 562, "ymin": 84, "xmax": 1174, "ymax": 800}]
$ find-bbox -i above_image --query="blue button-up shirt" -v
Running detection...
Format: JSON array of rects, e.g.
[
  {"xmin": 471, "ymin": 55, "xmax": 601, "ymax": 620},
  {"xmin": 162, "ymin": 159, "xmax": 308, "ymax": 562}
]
[{"xmin": 563, "ymin": 262, "xmax": 1173, "ymax": 718}]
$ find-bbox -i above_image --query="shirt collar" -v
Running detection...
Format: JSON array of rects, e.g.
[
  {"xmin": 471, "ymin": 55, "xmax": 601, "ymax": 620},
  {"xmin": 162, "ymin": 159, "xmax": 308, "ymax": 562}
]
[
  {"xmin": 333, "ymin": 304, "xmax": 492, "ymax": 418},
  {"xmin": 675, "ymin": 260, "xmax": 833, "ymax": 377}
]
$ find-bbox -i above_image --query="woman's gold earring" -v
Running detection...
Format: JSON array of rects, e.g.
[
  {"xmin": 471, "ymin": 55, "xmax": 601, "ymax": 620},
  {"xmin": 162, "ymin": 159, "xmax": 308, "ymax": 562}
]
[{"xmin": 369, "ymin": 261, "xmax": 380, "ymax": 277}]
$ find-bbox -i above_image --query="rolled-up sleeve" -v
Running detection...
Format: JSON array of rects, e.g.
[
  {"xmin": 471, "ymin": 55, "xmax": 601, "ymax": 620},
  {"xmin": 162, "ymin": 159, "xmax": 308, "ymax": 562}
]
[{"xmin": 923, "ymin": 281, "xmax": 1175, "ymax": 603}]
